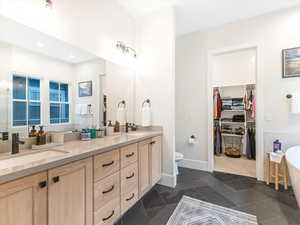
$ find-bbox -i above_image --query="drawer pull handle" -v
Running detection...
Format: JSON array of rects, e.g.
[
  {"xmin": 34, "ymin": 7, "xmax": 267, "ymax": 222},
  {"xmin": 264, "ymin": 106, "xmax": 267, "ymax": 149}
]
[
  {"xmin": 150, "ymin": 141, "xmax": 156, "ymax": 145},
  {"xmin": 126, "ymin": 193, "xmax": 135, "ymax": 201},
  {"xmin": 126, "ymin": 172, "xmax": 135, "ymax": 179},
  {"xmin": 52, "ymin": 176, "xmax": 60, "ymax": 183},
  {"xmin": 126, "ymin": 152, "xmax": 135, "ymax": 158},
  {"xmin": 39, "ymin": 181, "xmax": 47, "ymax": 188},
  {"xmin": 102, "ymin": 210, "xmax": 115, "ymax": 221},
  {"xmin": 102, "ymin": 161, "xmax": 114, "ymax": 167},
  {"xmin": 102, "ymin": 185, "xmax": 115, "ymax": 194}
]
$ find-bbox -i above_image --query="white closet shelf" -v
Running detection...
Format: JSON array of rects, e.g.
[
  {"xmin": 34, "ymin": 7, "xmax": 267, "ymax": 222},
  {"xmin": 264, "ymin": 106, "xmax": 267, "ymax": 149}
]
[
  {"xmin": 222, "ymin": 110, "xmax": 245, "ymax": 112},
  {"xmin": 221, "ymin": 133, "xmax": 244, "ymax": 137},
  {"xmin": 221, "ymin": 121, "xmax": 245, "ymax": 125}
]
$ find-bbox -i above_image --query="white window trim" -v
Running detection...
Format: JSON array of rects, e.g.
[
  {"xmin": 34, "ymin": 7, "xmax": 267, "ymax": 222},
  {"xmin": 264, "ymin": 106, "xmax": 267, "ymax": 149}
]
[
  {"xmin": 49, "ymin": 81, "xmax": 71, "ymax": 125},
  {"xmin": 11, "ymin": 74, "xmax": 42, "ymax": 128}
]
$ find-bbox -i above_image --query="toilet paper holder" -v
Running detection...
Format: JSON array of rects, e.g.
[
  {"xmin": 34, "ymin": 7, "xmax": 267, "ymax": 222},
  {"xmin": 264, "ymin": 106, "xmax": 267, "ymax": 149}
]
[{"xmin": 286, "ymin": 94, "xmax": 293, "ymax": 99}]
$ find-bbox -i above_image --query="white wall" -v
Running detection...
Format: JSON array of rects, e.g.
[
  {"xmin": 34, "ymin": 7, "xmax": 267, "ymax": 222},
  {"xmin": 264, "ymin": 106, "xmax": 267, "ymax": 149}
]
[
  {"xmin": 103, "ymin": 61, "xmax": 135, "ymax": 124},
  {"xmin": 176, "ymin": 7, "xmax": 300, "ymax": 165},
  {"xmin": 135, "ymin": 7, "xmax": 176, "ymax": 187},
  {"xmin": 212, "ymin": 48, "xmax": 256, "ymax": 87},
  {"xmin": 73, "ymin": 59, "xmax": 105, "ymax": 130},
  {"xmin": 0, "ymin": 0, "xmax": 136, "ymax": 65}
]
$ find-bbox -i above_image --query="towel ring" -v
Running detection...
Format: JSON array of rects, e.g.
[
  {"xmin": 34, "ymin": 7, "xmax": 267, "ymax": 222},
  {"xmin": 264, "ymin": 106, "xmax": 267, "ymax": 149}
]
[
  {"xmin": 142, "ymin": 99, "xmax": 151, "ymax": 107},
  {"xmin": 118, "ymin": 100, "xmax": 126, "ymax": 108}
]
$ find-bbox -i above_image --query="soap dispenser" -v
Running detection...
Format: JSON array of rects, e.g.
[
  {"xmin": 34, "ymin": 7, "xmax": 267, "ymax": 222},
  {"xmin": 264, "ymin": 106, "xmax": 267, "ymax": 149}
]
[{"xmin": 37, "ymin": 126, "xmax": 46, "ymax": 145}]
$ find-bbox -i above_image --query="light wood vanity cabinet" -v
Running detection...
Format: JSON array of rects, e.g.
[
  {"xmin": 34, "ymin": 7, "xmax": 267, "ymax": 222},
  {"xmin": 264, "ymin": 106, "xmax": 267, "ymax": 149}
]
[
  {"xmin": 138, "ymin": 139, "xmax": 152, "ymax": 196},
  {"xmin": 48, "ymin": 158, "xmax": 93, "ymax": 225},
  {"xmin": 151, "ymin": 136, "xmax": 162, "ymax": 185},
  {"xmin": 0, "ymin": 135, "xmax": 162, "ymax": 225},
  {"xmin": 0, "ymin": 172, "xmax": 47, "ymax": 225}
]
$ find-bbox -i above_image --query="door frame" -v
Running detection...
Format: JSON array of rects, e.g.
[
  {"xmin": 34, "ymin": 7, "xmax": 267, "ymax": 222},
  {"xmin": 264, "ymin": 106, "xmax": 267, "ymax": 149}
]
[{"xmin": 207, "ymin": 43, "xmax": 264, "ymax": 181}]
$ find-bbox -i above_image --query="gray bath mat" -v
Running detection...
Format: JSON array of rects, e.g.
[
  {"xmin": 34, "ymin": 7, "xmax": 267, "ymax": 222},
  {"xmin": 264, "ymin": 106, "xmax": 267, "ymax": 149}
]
[{"xmin": 166, "ymin": 196, "xmax": 258, "ymax": 225}]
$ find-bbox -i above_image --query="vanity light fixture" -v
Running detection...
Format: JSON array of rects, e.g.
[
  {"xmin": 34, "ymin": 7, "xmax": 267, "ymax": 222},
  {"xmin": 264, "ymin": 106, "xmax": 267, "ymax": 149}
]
[
  {"xmin": 116, "ymin": 41, "xmax": 137, "ymax": 58},
  {"xmin": 45, "ymin": 0, "xmax": 53, "ymax": 9}
]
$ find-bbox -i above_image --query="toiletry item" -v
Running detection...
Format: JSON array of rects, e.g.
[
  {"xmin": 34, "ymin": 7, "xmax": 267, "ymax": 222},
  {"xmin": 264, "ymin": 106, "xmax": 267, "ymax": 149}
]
[
  {"xmin": 36, "ymin": 126, "xmax": 46, "ymax": 145},
  {"xmin": 29, "ymin": 125, "xmax": 37, "ymax": 137},
  {"xmin": 106, "ymin": 121, "xmax": 114, "ymax": 136},
  {"xmin": 96, "ymin": 129, "xmax": 105, "ymax": 138},
  {"xmin": 80, "ymin": 131, "xmax": 91, "ymax": 141},
  {"xmin": 114, "ymin": 121, "xmax": 120, "ymax": 133},
  {"xmin": 90, "ymin": 129, "xmax": 97, "ymax": 139},
  {"xmin": 131, "ymin": 123, "xmax": 137, "ymax": 131},
  {"xmin": 273, "ymin": 140, "xmax": 282, "ymax": 152}
]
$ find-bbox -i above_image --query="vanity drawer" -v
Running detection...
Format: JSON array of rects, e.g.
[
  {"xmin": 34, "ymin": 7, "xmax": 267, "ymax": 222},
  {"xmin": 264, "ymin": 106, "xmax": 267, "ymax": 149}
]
[
  {"xmin": 94, "ymin": 172, "xmax": 120, "ymax": 211},
  {"xmin": 121, "ymin": 162, "xmax": 138, "ymax": 194},
  {"xmin": 121, "ymin": 188, "xmax": 138, "ymax": 214},
  {"xmin": 94, "ymin": 197, "xmax": 120, "ymax": 225},
  {"xmin": 121, "ymin": 143, "xmax": 138, "ymax": 168},
  {"xmin": 94, "ymin": 150, "xmax": 120, "ymax": 182}
]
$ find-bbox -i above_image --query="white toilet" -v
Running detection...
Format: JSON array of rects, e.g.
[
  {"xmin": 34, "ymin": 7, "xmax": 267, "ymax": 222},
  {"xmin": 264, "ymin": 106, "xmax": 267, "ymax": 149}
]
[{"xmin": 175, "ymin": 152, "xmax": 184, "ymax": 175}]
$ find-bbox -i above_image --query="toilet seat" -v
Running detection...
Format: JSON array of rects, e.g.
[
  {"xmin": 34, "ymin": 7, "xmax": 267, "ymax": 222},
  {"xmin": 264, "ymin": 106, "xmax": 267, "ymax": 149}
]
[{"xmin": 176, "ymin": 152, "xmax": 184, "ymax": 161}]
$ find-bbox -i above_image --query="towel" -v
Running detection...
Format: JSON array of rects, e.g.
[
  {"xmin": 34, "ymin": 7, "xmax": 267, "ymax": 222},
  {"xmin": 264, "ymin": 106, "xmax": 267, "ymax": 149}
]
[
  {"xmin": 117, "ymin": 108, "xmax": 126, "ymax": 125},
  {"xmin": 142, "ymin": 106, "xmax": 151, "ymax": 127}
]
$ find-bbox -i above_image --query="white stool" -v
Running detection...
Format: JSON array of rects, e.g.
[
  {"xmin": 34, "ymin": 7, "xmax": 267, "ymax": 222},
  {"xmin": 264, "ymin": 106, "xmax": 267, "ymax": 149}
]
[{"xmin": 175, "ymin": 152, "xmax": 184, "ymax": 175}]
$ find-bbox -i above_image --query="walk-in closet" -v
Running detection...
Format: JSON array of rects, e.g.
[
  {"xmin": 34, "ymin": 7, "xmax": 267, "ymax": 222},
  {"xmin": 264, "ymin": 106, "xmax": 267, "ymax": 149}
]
[{"xmin": 213, "ymin": 84, "xmax": 256, "ymax": 177}]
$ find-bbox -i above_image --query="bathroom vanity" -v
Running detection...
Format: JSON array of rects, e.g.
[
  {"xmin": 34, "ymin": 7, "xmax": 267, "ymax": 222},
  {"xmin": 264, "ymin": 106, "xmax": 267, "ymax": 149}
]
[{"xmin": 0, "ymin": 132, "xmax": 162, "ymax": 225}]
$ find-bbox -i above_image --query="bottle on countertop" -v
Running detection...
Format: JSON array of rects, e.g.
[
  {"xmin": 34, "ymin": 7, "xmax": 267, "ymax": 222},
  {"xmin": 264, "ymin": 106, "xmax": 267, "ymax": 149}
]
[
  {"xmin": 106, "ymin": 120, "xmax": 114, "ymax": 136},
  {"xmin": 36, "ymin": 126, "xmax": 46, "ymax": 145},
  {"xmin": 29, "ymin": 125, "xmax": 37, "ymax": 137},
  {"xmin": 114, "ymin": 121, "xmax": 120, "ymax": 133},
  {"xmin": 273, "ymin": 139, "xmax": 282, "ymax": 152}
]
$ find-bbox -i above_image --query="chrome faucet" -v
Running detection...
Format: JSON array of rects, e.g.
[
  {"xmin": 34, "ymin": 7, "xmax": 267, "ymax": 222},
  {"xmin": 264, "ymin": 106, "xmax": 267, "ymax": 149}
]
[{"xmin": 12, "ymin": 133, "xmax": 25, "ymax": 154}]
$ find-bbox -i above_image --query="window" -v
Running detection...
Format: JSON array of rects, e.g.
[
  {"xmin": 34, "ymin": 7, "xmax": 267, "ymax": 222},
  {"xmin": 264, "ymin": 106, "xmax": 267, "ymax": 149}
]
[
  {"xmin": 12, "ymin": 74, "xmax": 41, "ymax": 126},
  {"xmin": 49, "ymin": 81, "xmax": 70, "ymax": 124}
]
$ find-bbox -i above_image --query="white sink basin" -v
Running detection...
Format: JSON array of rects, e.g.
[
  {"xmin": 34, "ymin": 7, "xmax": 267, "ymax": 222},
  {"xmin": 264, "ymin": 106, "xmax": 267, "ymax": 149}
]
[{"xmin": 0, "ymin": 150, "xmax": 68, "ymax": 171}]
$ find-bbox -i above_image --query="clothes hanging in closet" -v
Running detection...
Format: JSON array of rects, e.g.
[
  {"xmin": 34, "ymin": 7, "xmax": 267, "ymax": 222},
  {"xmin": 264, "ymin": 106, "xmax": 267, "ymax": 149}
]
[
  {"xmin": 214, "ymin": 124, "xmax": 222, "ymax": 156},
  {"xmin": 214, "ymin": 88, "xmax": 222, "ymax": 119},
  {"xmin": 246, "ymin": 127, "xmax": 256, "ymax": 159}
]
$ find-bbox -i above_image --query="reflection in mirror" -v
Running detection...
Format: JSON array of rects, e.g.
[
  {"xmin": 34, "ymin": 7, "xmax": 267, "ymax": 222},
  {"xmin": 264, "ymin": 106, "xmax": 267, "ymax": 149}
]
[{"xmin": 0, "ymin": 16, "xmax": 135, "ymax": 153}]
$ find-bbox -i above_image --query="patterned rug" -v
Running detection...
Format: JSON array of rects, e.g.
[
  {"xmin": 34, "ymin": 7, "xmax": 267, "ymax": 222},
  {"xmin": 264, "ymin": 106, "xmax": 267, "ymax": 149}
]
[{"xmin": 166, "ymin": 196, "xmax": 258, "ymax": 225}]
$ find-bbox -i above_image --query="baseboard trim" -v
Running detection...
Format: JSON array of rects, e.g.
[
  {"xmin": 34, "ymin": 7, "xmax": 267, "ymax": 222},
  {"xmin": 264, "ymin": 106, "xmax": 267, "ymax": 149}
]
[
  {"xmin": 178, "ymin": 158, "xmax": 209, "ymax": 171},
  {"xmin": 158, "ymin": 173, "xmax": 176, "ymax": 188}
]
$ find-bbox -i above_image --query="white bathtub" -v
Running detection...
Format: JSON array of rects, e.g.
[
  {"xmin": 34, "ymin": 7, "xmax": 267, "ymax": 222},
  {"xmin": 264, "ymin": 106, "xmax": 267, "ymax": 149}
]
[{"xmin": 286, "ymin": 146, "xmax": 300, "ymax": 208}]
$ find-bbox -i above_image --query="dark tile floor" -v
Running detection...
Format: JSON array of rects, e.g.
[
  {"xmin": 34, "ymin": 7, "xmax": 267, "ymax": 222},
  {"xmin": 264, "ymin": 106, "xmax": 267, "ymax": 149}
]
[{"xmin": 115, "ymin": 167, "xmax": 300, "ymax": 225}]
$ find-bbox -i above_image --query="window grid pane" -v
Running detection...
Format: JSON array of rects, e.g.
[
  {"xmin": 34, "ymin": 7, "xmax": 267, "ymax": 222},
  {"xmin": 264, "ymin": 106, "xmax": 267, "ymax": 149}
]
[
  {"xmin": 28, "ymin": 102, "xmax": 41, "ymax": 125},
  {"xmin": 60, "ymin": 83, "xmax": 69, "ymax": 102},
  {"xmin": 60, "ymin": 104, "xmax": 69, "ymax": 123},
  {"xmin": 50, "ymin": 103, "xmax": 60, "ymax": 124},
  {"xmin": 13, "ymin": 101, "xmax": 27, "ymax": 126},
  {"xmin": 13, "ymin": 75, "xmax": 26, "ymax": 100},
  {"xmin": 28, "ymin": 78, "xmax": 40, "ymax": 101},
  {"xmin": 50, "ymin": 81, "xmax": 59, "ymax": 102}
]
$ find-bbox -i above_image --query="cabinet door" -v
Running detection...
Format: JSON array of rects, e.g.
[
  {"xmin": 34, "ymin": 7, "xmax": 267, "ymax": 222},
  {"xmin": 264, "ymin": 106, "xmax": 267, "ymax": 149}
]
[
  {"xmin": 138, "ymin": 139, "xmax": 151, "ymax": 197},
  {"xmin": 48, "ymin": 158, "xmax": 93, "ymax": 225},
  {"xmin": 151, "ymin": 136, "xmax": 162, "ymax": 185},
  {"xmin": 0, "ymin": 172, "xmax": 47, "ymax": 225}
]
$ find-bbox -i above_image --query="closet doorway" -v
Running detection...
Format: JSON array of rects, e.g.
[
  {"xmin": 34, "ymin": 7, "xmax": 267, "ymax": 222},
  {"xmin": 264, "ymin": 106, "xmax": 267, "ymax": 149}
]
[
  {"xmin": 213, "ymin": 85, "xmax": 256, "ymax": 177},
  {"xmin": 208, "ymin": 44, "xmax": 263, "ymax": 180}
]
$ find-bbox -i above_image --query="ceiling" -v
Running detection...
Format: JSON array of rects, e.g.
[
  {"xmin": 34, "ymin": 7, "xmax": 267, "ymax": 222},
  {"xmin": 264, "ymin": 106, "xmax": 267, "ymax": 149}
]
[
  {"xmin": 0, "ymin": 15, "xmax": 98, "ymax": 64},
  {"xmin": 116, "ymin": 0, "xmax": 300, "ymax": 36}
]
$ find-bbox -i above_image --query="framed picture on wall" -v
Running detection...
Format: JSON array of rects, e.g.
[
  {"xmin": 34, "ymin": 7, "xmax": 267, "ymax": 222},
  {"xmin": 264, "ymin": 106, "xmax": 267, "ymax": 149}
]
[
  {"xmin": 78, "ymin": 81, "xmax": 92, "ymax": 97},
  {"xmin": 282, "ymin": 47, "xmax": 300, "ymax": 78}
]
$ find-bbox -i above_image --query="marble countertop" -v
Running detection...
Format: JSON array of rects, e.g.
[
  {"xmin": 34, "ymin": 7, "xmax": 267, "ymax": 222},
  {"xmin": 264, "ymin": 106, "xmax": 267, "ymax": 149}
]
[{"xmin": 0, "ymin": 131, "xmax": 162, "ymax": 185}]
